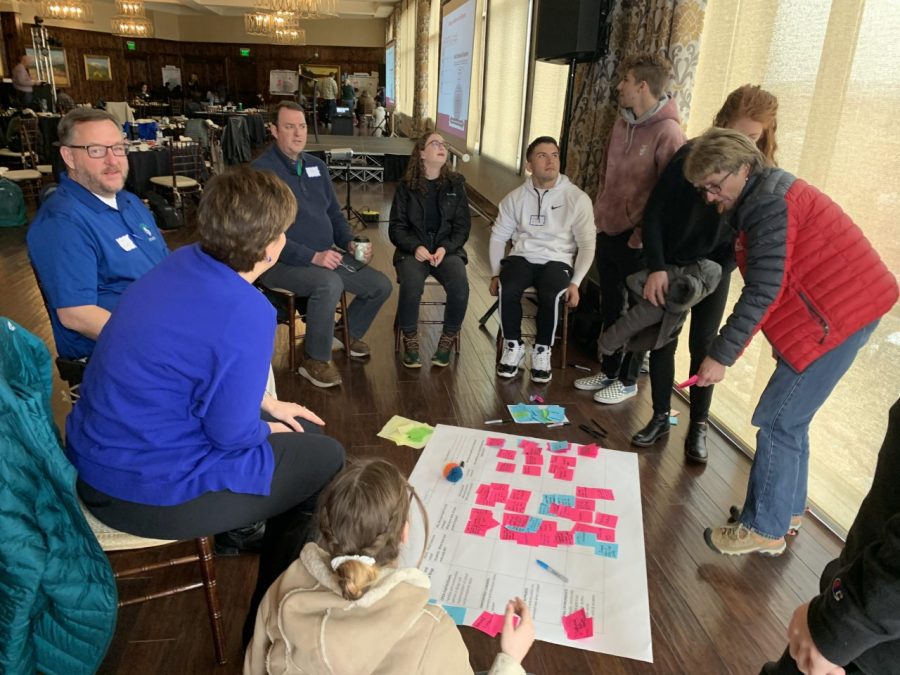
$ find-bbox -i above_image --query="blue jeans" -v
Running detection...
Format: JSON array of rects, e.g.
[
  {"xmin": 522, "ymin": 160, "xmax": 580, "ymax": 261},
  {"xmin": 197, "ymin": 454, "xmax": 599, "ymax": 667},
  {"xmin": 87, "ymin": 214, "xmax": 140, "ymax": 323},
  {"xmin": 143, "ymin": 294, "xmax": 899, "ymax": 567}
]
[
  {"xmin": 740, "ymin": 320, "xmax": 879, "ymax": 539},
  {"xmin": 396, "ymin": 254, "xmax": 469, "ymax": 335},
  {"xmin": 262, "ymin": 261, "xmax": 392, "ymax": 362}
]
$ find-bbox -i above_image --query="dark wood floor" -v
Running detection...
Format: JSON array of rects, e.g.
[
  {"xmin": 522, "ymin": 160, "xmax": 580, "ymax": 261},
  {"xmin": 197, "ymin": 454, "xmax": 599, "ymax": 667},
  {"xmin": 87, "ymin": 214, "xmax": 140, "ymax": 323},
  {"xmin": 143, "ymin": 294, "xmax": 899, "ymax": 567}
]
[{"xmin": 0, "ymin": 177, "xmax": 845, "ymax": 674}]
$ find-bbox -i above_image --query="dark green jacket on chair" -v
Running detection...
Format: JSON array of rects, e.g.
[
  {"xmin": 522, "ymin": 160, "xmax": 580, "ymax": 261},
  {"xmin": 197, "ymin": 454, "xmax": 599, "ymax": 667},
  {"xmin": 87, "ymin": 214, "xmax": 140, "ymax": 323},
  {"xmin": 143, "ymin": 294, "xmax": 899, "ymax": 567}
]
[{"xmin": 0, "ymin": 318, "xmax": 117, "ymax": 675}]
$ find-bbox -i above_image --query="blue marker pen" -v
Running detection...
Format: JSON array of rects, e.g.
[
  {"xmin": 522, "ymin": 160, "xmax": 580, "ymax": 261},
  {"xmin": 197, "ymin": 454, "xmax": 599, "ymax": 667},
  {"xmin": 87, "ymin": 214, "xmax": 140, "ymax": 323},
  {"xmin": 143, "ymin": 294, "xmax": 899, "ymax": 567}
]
[{"xmin": 536, "ymin": 559, "xmax": 569, "ymax": 583}]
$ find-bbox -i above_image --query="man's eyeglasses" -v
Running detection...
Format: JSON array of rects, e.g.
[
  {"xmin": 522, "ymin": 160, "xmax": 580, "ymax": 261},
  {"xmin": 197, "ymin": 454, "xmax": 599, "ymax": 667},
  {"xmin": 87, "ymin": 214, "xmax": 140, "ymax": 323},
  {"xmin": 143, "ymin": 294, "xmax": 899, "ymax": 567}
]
[
  {"xmin": 695, "ymin": 171, "xmax": 732, "ymax": 196},
  {"xmin": 427, "ymin": 140, "xmax": 449, "ymax": 150},
  {"xmin": 66, "ymin": 144, "xmax": 129, "ymax": 158}
]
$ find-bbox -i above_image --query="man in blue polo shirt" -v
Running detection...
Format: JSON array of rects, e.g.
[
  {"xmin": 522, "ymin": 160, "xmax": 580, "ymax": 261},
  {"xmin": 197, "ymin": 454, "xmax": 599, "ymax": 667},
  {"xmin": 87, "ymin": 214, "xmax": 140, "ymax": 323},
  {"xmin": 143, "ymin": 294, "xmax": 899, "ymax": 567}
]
[
  {"xmin": 252, "ymin": 101, "xmax": 391, "ymax": 388},
  {"xmin": 27, "ymin": 108, "xmax": 169, "ymax": 360}
]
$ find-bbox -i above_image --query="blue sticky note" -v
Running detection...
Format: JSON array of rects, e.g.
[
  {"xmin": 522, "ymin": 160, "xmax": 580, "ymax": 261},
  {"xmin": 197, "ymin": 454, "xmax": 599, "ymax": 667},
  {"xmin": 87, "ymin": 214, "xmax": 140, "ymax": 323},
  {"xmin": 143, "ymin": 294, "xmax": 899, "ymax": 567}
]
[
  {"xmin": 538, "ymin": 503, "xmax": 551, "ymax": 516},
  {"xmin": 594, "ymin": 542, "xmax": 619, "ymax": 559},
  {"xmin": 575, "ymin": 531, "xmax": 598, "ymax": 546},
  {"xmin": 548, "ymin": 440, "xmax": 569, "ymax": 453},
  {"xmin": 442, "ymin": 604, "xmax": 467, "ymax": 625}
]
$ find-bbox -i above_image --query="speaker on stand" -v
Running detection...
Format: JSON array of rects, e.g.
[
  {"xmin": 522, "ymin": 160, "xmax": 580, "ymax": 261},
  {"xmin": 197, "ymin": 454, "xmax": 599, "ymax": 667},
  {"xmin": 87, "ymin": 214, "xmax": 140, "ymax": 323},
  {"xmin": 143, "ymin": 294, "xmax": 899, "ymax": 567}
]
[{"xmin": 535, "ymin": 0, "xmax": 613, "ymax": 173}]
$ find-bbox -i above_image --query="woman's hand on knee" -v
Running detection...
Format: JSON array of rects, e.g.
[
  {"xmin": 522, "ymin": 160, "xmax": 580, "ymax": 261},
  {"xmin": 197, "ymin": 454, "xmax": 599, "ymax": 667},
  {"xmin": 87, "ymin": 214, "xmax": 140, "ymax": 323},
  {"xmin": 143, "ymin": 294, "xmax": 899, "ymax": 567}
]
[{"xmin": 263, "ymin": 398, "xmax": 325, "ymax": 432}]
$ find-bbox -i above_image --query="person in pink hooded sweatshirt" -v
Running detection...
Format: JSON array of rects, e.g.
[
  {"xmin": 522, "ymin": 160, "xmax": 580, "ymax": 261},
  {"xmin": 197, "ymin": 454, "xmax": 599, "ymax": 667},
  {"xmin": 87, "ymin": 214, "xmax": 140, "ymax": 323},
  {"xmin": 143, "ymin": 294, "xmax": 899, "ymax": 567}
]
[{"xmin": 575, "ymin": 52, "xmax": 686, "ymax": 405}]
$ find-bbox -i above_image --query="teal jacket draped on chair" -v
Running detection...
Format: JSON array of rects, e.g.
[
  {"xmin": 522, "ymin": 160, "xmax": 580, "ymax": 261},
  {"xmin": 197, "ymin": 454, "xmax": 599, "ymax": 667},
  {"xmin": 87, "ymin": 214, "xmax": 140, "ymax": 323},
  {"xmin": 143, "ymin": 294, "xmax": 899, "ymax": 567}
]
[{"xmin": 0, "ymin": 318, "xmax": 117, "ymax": 675}]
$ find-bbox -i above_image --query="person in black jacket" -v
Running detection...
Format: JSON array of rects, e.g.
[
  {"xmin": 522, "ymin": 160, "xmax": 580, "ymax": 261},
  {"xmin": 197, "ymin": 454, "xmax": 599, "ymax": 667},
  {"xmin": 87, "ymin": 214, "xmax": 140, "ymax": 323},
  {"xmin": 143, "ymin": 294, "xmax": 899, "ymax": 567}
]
[
  {"xmin": 633, "ymin": 85, "xmax": 780, "ymax": 463},
  {"xmin": 762, "ymin": 397, "xmax": 900, "ymax": 675},
  {"xmin": 389, "ymin": 133, "xmax": 471, "ymax": 368}
]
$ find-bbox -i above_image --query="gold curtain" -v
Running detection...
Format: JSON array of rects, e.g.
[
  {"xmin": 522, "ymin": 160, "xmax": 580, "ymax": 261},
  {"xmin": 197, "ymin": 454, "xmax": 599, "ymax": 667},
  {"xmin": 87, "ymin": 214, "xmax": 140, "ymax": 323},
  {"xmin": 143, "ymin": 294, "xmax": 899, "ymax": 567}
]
[
  {"xmin": 414, "ymin": 0, "xmax": 431, "ymax": 131},
  {"xmin": 565, "ymin": 0, "xmax": 707, "ymax": 197}
]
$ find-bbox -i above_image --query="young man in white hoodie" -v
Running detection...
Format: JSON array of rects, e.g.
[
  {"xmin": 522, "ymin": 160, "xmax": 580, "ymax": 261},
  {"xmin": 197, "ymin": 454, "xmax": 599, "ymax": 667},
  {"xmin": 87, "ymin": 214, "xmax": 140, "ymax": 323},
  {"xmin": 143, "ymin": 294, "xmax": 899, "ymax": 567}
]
[{"xmin": 489, "ymin": 136, "xmax": 595, "ymax": 383}]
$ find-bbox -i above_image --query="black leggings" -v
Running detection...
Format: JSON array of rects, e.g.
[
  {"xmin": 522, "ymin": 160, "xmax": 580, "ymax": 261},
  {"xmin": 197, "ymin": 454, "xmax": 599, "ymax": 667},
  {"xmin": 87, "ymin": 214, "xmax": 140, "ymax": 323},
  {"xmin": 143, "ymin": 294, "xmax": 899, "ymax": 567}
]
[
  {"xmin": 499, "ymin": 256, "xmax": 572, "ymax": 346},
  {"xmin": 76, "ymin": 418, "xmax": 345, "ymax": 641},
  {"xmin": 648, "ymin": 269, "xmax": 732, "ymax": 420}
]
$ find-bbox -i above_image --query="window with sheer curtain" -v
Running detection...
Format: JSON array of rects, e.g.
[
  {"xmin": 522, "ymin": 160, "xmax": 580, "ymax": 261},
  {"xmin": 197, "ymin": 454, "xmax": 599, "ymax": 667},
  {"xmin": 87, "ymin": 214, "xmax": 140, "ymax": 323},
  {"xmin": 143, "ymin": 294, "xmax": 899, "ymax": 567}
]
[
  {"xmin": 480, "ymin": 0, "xmax": 530, "ymax": 169},
  {"xmin": 527, "ymin": 60, "xmax": 568, "ymax": 153},
  {"xmin": 679, "ymin": 0, "xmax": 900, "ymax": 534},
  {"xmin": 427, "ymin": 0, "xmax": 441, "ymax": 123},
  {"xmin": 397, "ymin": 0, "xmax": 416, "ymax": 116}
]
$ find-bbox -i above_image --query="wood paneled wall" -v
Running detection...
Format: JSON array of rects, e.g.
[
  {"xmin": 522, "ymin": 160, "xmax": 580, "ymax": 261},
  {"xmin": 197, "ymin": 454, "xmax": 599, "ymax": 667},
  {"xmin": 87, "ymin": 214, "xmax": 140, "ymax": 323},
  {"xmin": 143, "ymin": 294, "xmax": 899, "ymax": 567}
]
[{"xmin": 8, "ymin": 18, "xmax": 382, "ymax": 107}]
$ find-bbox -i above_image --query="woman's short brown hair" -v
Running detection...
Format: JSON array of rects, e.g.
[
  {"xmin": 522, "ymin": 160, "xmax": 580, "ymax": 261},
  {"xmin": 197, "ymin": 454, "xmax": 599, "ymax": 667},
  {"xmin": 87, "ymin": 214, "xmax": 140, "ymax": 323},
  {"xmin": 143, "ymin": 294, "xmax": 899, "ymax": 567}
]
[
  {"xmin": 197, "ymin": 167, "xmax": 296, "ymax": 272},
  {"xmin": 684, "ymin": 127, "xmax": 767, "ymax": 185}
]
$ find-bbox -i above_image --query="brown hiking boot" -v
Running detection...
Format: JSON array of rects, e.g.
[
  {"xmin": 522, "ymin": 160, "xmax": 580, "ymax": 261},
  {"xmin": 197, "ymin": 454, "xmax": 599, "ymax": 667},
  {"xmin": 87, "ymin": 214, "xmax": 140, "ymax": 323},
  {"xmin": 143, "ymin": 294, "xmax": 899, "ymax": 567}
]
[
  {"xmin": 704, "ymin": 523, "xmax": 786, "ymax": 557},
  {"xmin": 298, "ymin": 358, "xmax": 342, "ymax": 388},
  {"xmin": 432, "ymin": 332, "xmax": 457, "ymax": 367},
  {"xmin": 401, "ymin": 332, "xmax": 421, "ymax": 368}
]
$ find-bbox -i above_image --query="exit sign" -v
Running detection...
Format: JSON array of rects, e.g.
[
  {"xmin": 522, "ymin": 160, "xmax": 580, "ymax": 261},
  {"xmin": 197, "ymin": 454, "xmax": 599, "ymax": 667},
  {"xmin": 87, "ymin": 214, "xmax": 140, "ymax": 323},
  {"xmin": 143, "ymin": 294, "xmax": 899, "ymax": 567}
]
[
  {"xmin": 240, "ymin": 48, "xmax": 251, "ymax": 57},
  {"xmin": 126, "ymin": 41, "xmax": 136, "ymax": 51}
]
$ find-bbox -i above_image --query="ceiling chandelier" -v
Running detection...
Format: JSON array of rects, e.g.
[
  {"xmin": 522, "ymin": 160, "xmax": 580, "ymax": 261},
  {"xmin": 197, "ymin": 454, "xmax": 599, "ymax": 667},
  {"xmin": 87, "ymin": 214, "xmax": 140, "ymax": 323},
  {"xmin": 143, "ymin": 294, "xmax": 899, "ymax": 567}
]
[
  {"xmin": 39, "ymin": 0, "xmax": 93, "ymax": 22},
  {"xmin": 274, "ymin": 27, "xmax": 307, "ymax": 45},
  {"xmin": 256, "ymin": 0, "xmax": 338, "ymax": 19},
  {"xmin": 111, "ymin": 0, "xmax": 154, "ymax": 37},
  {"xmin": 245, "ymin": 10, "xmax": 298, "ymax": 36}
]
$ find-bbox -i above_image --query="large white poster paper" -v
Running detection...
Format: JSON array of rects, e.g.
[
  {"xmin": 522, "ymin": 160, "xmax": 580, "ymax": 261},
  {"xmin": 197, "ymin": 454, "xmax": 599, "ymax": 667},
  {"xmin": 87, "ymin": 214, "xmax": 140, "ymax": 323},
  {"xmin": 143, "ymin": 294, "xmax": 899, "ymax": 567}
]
[{"xmin": 401, "ymin": 424, "xmax": 652, "ymax": 663}]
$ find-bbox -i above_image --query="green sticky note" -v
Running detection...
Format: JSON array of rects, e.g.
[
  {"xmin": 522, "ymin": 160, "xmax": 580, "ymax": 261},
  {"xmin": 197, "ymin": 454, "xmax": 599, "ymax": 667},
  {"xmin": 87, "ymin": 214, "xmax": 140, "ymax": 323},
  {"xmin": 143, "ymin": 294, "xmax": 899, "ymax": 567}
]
[{"xmin": 406, "ymin": 426, "xmax": 433, "ymax": 443}]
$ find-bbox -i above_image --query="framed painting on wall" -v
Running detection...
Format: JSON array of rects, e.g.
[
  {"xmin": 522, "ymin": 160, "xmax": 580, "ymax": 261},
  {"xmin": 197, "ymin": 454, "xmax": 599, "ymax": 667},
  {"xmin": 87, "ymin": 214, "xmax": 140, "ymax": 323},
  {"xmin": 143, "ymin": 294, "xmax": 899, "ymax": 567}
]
[
  {"xmin": 25, "ymin": 47, "xmax": 71, "ymax": 87},
  {"xmin": 84, "ymin": 55, "xmax": 112, "ymax": 82}
]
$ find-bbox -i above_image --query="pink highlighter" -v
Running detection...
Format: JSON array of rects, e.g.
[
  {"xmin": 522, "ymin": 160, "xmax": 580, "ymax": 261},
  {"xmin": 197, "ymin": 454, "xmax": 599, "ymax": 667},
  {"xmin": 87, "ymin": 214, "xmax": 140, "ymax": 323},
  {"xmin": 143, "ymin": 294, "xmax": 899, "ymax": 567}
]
[{"xmin": 677, "ymin": 375, "xmax": 699, "ymax": 389}]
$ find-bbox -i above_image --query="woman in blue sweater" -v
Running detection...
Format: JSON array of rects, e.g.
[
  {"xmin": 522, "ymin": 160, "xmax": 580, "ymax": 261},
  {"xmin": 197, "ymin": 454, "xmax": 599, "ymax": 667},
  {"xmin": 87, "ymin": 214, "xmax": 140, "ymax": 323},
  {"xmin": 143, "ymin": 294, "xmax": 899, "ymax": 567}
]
[{"xmin": 66, "ymin": 167, "xmax": 345, "ymax": 642}]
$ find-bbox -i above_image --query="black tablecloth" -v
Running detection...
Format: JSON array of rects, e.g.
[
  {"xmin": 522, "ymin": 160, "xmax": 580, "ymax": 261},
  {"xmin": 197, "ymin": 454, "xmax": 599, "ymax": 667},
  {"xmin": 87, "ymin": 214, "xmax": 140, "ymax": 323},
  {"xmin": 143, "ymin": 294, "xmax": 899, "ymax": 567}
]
[{"xmin": 127, "ymin": 149, "xmax": 172, "ymax": 198}]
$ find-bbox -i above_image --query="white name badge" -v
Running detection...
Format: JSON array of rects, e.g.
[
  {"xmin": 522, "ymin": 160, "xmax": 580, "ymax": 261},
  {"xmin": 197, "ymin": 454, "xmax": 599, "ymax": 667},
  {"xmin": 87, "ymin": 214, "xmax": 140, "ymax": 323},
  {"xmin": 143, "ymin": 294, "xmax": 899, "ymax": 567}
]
[
  {"xmin": 116, "ymin": 234, "xmax": 137, "ymax": 252},
  {"xmin": 529, "ymin": 215, "xmax": 546, "ymax": 226},
  {"xmin": 305, "ymin": 166, "xmax": 321, "ymax": 177}
]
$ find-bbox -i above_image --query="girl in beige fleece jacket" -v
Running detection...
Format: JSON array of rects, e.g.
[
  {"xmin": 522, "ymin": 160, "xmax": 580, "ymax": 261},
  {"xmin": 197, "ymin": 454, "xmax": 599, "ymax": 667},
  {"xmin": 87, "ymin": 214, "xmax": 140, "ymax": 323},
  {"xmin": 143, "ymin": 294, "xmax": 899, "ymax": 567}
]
[{"xmin": 244, "ymin": 458, "xmax": 534, "ymax": 675}]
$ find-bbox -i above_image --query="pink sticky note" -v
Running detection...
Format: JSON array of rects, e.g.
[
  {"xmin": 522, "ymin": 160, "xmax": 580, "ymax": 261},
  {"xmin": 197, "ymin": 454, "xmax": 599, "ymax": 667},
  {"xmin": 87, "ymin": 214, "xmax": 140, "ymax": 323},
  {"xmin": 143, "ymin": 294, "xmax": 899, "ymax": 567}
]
[
  {"xmin": 562, "ymin": 609, "xmax": 594, "ymax": 640},
  {"xmin": 557, "ymin": 469, "xmax": 575, "ymax": 481},
  {"xmin": 597, "ymin": 488, "xmax": 615, "ymax": 501},
  {"xmin": 596, "ymin": 527, "xmax": 616, "ymax": 542},
  {"xmin": 486, "ymin": 437, "xmax": 505, "ymax": 447},
  {"xmin": 575, "ymin": 498, "xmax": 595, "ymax": 511},
  {"xmin": 595, "ymin": 512, "xmax": 618, "ymax": 528},
  {"xmin": 525, "ymin": 533, "xmax": 542, "ymax": 547},
  {"xmin": 496, "ymin": 462, "xmax": 516, "ymax": 473},
  {"xmin": 503, "ymin": 513, "xmax": 530, "ymax": 528},
  {"xmin": 549, "ymin": 503, "xmax": 562, "ymax": 516},
  {"xmin": 575, "ymin": 509, "xmax": 594, "ymax": 523},
  {"xmin": 500, "ymin": 527, "xmax": 516, "ymax": 541},
  {"xmin": 578, "ymin": 443, "xmax": 600, "ymax": 458},
  {"xmin": 522, "ymin": 465, "xmax": 542, "ymax": 476},
  {"xmin": 519, "ymin": 439, "xmax": 541, "ymax": 451},
  {"xmin": 509, "ymin": 488, "xmax": 531, "ymax": 502},
  {"xmin": 492, "ymin": 483, "xmax": 511, "ymax": 502},
  {"xmin": 497, "ymin": 449, "xmax": 517, "ymax": 460},
  {"xmin": 505, "ymin": 499, "xmax": 527, "ymax": 513},
  {"xmin": 524, "ymin": 453, "xmax": 544, "ymax": 465},
  {"xmin": 472, "ymin": 611, "xmax": 503, "ymax": 637},
  {"xmin": 538, "ymin": 530, "xmax": 558, "ymax": 547},
  {"xmin": 556, "ymin": 530, "xmax": 574, "ymax": 546}
]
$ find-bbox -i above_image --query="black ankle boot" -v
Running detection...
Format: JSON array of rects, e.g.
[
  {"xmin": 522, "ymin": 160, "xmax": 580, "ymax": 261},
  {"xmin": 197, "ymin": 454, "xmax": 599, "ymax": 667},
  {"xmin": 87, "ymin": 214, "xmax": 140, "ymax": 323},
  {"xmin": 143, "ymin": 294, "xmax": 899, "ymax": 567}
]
[
  {"xmin": 685, "ymin": 421, "xmax": 709, "ymax": 464},
  {"xmin": 631, "ymin": 413, "xmax": 670, "ymax": 447}
]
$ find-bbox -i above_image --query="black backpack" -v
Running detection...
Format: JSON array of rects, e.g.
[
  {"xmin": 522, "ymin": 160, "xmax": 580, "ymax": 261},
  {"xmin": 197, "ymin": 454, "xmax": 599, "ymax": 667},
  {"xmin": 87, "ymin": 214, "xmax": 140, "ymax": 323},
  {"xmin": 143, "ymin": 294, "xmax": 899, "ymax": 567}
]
[{"xmin": 145, "ymin": 192, "xmax": 183, "ymax": 230}]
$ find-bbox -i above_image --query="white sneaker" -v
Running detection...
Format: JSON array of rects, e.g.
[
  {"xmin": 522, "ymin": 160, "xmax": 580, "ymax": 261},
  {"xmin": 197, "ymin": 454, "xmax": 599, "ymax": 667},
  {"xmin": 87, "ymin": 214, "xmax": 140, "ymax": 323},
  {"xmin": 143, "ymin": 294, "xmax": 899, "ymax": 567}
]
[
  {"xmin": 593, "ymin": 380, "xmax": 637, "ymax": 404},
  {"xmin": 497, "ymin": 340, "xmax": 526, "ymax": 378},
  {"xmin": 531, "ymin": 344, "xmax": 552, "ymax": 383},
  {"xmin": 574, "ymin": 372, "xmax": 615, "ymax": 391}
]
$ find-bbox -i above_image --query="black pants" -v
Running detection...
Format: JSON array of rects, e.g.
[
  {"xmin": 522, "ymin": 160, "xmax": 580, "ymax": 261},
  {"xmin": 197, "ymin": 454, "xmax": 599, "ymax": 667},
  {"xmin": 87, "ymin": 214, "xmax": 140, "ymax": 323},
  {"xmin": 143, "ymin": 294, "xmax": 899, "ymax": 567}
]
[
  {"xmin": 648, "ymin": 268, "xmax": 733, "ymax": 420},
  {"xmin": 596, "ymin": 230, "xmax": 645, "ymax": 386},
  {"xmin": 395, "ymin": 254, "xmax": 469, "ymax": 335},
  {"xmin": 499, "ymin": 256, "xmax": 571, "ymax": 346},
  {"xmin": 76, "ymin": 418, "xmax": 345, "ymax": 643}
]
